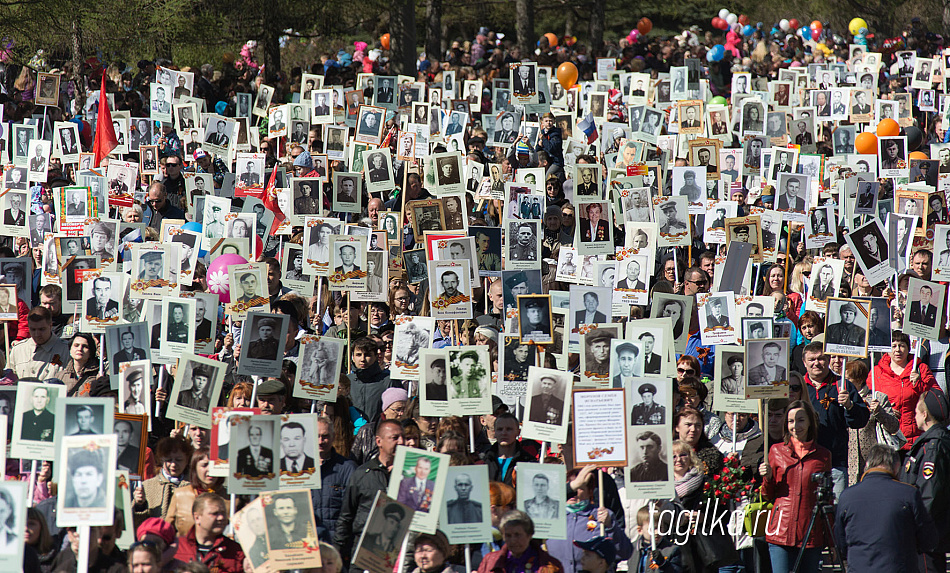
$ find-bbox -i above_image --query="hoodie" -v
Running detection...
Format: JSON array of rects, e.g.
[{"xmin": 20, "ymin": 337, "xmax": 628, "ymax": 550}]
[{"xmin": 347, "ymin": 361, "xmax": 395, "ymax": 421}]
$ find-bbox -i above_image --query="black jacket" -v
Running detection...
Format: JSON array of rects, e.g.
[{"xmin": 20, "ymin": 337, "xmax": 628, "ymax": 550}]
[
  {"xmin": 311, "ymin": 449, "xmax": 357, "ymax": 544},
  {"xmin": 482, "ymin": 442, "xmax": 537, "ymax": 485},
  {"xmin": 901, "ymin": 423, "xmax": 950, "ymax": 551},
  {"xmin": 335, "ymin": 457, "xmax": 392, "ymax": 568},
  {"xmin": 347, "ymin": 362, "xmax": 396, "ymax": 422},
  {"xmin": 836, "ymin": 469, "xmax": 937, "ymax": 572}
]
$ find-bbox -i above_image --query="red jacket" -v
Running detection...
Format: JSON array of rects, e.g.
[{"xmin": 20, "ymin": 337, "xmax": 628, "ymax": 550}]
[
  {"xmin": 763, "ymin": 441, "xmax": 832, "ymax": 548},
  {"xmin": 872, "ymin": 355, "xmax": 936, "ymax": 448},
  {"xmin": 173, "ymin": 527, "xmax": 245, "ymax": 573}
]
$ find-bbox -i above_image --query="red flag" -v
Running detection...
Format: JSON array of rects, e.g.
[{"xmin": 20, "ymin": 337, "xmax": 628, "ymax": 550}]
[
  {"xmin": 262, "ymin": 165, "xmax": 285, "ymax": 235},
  {"xmin": 92, "ymin": 71, "xmax": 118, "ymax": 167}
]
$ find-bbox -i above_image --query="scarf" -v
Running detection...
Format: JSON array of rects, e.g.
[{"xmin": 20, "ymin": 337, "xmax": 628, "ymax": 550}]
[{"xmin": 566, "ymin": 500, "xmax": 591, "ymax": 513}]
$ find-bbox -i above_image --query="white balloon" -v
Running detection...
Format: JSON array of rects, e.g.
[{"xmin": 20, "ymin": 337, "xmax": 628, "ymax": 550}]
[
  {"xmin": 719, "ymin": 8, "xmax": 729, "ymax": 19},
  {"xmin": 779, "ymin": 18, "xmax": 790, "ymax": 31},
  {"xmin": 726, "ymin": 14, "xmax": 738, "ymax": 25}
]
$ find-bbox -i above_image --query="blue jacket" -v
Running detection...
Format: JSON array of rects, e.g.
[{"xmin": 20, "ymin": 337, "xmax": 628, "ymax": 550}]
[
  {"xmin": 545, "ymin": 505, "xmax": 632, "ymax": 573},
  {"xmin": 536, "ymin": 127, "xmax": 564, "ymax": 165},
  {"xmin": 144, "ymin": 201, "xmax": 186, "ymax": 230},
  {"xmin": 311, "ymin": 449, "xmax": 357, "ymax": 544},
  {"xmin": 835, "ymin": 469, "xmax": 937, "ymax": 573},
  {"xmin": 804, "ymin": 371, "xmax": 870, "ymax": 468}
]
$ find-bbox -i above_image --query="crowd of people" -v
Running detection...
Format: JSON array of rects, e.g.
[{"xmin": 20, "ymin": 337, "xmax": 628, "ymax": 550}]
[{"xmin": 0, "ymin": 12, "xmax": 949, "ymax": 573}]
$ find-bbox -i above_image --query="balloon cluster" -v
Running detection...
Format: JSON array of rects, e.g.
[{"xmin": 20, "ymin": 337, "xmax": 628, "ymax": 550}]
[
  {"xmin": 854, "ymin": 120, "xmax": 925, "ymax": 156},
  {"xmin": 626, "ymin": 18, "xmax": 652, "ymax": 44}
]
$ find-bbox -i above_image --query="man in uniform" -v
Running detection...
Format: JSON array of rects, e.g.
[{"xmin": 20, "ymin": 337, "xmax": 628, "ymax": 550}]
[
  {"xmin": 64, "ymin": 449, "xmax": 107, "ymax": 509},
  {"xmin": 510, "ymin": 222, "xmax": 537, "ymax": 261},
  {"xmin": 177, "ymin": 365, "xmax": 213, "ymax": 411},
  {"xmin": 524, "ymin": 473, "xmax": 558, "ymax": 519},
  {"xmin": 294, "ymin": 182, "xmax": 319, "ymax": 215},
  {"xmin": 520, "ymin": 299, "xmax": 549, "ymax": 342},
  {"xmin": 113, "ymin": 329, "xmax": 147, "ymax": 373},
  {"xmin": 237, "ymin": 272, "xmax": 263, "ymax": 304},
  {"xmin": 9, "ymin": 308, "xmax": 68, "ymax": 380},
  {"xmin": 425, "ymin": 358, "xmax": 448, "ymax": 401},
  {"xmin": 629, "ymin": 432, "xmax": 668, "ymax": 482},
  {"xmin": 630, "ymin": 383, "xmax": 666, "ymax": 425},
  {"xmin": 748, "ymin": 342, "xmax": 787, "ymax": 386},
  {"xmin": 529, "ymin": 375, "xmax": 564, "ymax": 425},
  {"xmin": 21, "ymin": 385, "xmax": 55, "ymax": 441},
  {"xmin": 706, "ymin": 298, "xmax": 730, "ymax": 328},
  {"xmin": 679, "ymin": 170, "xmax": 702, "ymax": 203},
  {"xmin": 446, "ymin": 473, "xmax": 482, "ymax": 524},
  {"xmin": 827, "ymin": 301, "xmax": 867, "ymax": 348},
  {"xmin": 659, "ymin": 202, "xmax": 687, "ymax": 234},
  {"xmin": 248, "ymin": 317, "xmax": 280, "ymax": 360},
  {"xmin": 451, "ymin": 350, "xmax": 483, "ymax": 399},
  {"xmin": 69, "ymin": 405, "xmax": 98, "ymax": 435}
]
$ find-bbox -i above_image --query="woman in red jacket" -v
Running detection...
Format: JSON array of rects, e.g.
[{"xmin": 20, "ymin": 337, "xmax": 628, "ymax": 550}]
[
  {"xmin": 872, "ymin": 331, "xmax": 937, "ymax": 448},
  {"xmin": 759, "ymin": 400, "xmax": 832, "ymax": 573}
]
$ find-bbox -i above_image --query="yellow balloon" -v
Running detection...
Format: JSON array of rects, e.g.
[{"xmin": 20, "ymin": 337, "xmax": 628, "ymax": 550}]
[{"xmin": 849, "ymin": 17, "xmax": 868, "ymax": 35}]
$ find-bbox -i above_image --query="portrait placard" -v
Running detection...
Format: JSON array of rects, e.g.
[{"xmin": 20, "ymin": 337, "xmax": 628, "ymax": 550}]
[
  {"xmin": 238, "ymin": 311, "xmax": 290, "ymax": 378},
  {"xmin": 387, "ymin": 447, "xmax": 450, "ymax": 533},
  {"xmin": 428, "ymin": 260, "xmax": 472, "ymax": 320},
  {"xmin": 844, "ymin": 218, "xmax": 892, "ymax": 286},
  {"xmin": 805, "ymin": 256, "xmax": 844, "ymax": 314},
  {"xmin": 516, "ymin": 463, "xmax": 566, "ymax": 539},
  {"xmin": 713, "ymin": 345, "xmax": 758, "ymax": 413},
  {"xmin": 744, "ymin": 338, "xmax": 790, "ymax": 399},
  {"xmin": 446, "ymin": 346, "xmax": 491, "ymax": 415},
  {"xmin": 327, "ymin": 235, "xmax": 368, "ymax": 291},
  {"xmin": 391, "ymin": 316, "xmax": 436, "ymax": 382},
  {"xmin": 0, "ymin": 481, "xmax": 25, "ymax": 565},
  {"xmin": 278, "ymin": 415, "xmax": 321, "ymax": 490},
  {"xmin": 863, "ymin": 296, "xmax": 893, "ymax": 352},
  {"xmin": 228, "ymin": 415, "xmax": 281, "ymax": 494},
  {"xmin": 439, "ymin": 465, "xmax": 492, "ymax": 544},
  {"xmin": 824, "ymin": 298, "xmax": 870, "ymax": 357},
  {"xmin": 54, "ymin": 398, "xmax": 115, "ymax": 458},
  {"xmin": 118, "ymin": 361, "xmax": 151, "ymax": 427},
  {"xmin": 506, "ymin": 220, "xmax": 541, "ymax": 270},
  {"xmin": 226, "ymin": 262, "xmax": 269, "ymax": 319},
  {"xmin": 294, "ymin": 335, "xmax": 344, "ymax": 402},
  {"xmin": 129, "ymin": 242, "xmax": 179, "ymax": 300},
  {"xmin": 167, "ymin": 354, "xmax": 226, "ymax": 428},
  {"xmin": 522, "ymin": 367, "xmax": 573, "ymax": 444},
  {"xmin": 579, "ymin": 325, "xmax": 621, "ymax": 387},
  {"xmin": 697, "ymin": 292, "xmax": 738, "ymax": 345},
  {"xmin": 904, "ymin": 278, "xmax": 946, "ymax": 340},
  {"xmin": 159, "ymin": 297, "xmax": 196, "ymax": 358},
  {"xmin": 56, "ymin": 434, "xmax": 117, "ymax": 527},
  {"xmin": 419, "ymin": 349, "xmax": 451, "ymax": 418},
  {"xmin": 352, "ymin": 492, "xmax": 414, "ymax": 573},
  {"xmin": 106, "ymin": 322, "xmax": 150, "ymax": 379},
  {"xmin": 11, "ymin": 382, "xmax": 66, "ymax": 461}
]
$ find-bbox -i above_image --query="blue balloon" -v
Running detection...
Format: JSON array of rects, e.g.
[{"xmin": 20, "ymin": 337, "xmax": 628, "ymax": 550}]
[
  {"xmin": 742, "ymin": 24, "xmax": 754, "ymax": 36},
  {"xmin": 707, "ymin": 44, "xmax": 725, "ymax": 62},
  {"xmin": 181, "ymin": 222, "xmax": 208, "ymax": 257},
  {"xmin": 801, "ymin": 26, "xmax": 811, "ymax": 40}
]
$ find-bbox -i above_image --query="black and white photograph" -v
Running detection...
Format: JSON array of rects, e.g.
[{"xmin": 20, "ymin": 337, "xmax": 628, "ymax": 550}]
[
  {"xmin": 55, "ymin": 121, "xmax": 81, "ymax": 162},
  {"xmin": 440, "ymin": 465, "xmax": 492, "ymax": 543},
  {"xmin": 355, "ymin": 104, "xmax": 386, "ymax": 145},
  {"xmin": 57, "ymin": 398, "xmax": 113, "ymax": 439},
  {"xmin": 362, "ymin": 148, "xmax": 395, "ymax": 193},
  {"xmin": 81, "ymin": 273, "xmax": 124, "ymax": 333},
  {"xmin": 510, "ymin": 61, "xmax": 539, "ymax": 104},
  {"xmin": 228, "ymin": 416, "xmax": 280, "ymax": 493},
  {"xmin": 903, "ymin": 278, "xmax": 946, "ymax": 340},
  {"xmin": 419, "ymin": 349, "xmax": 450, "ymax": 416},
  {"xmin": 2, "ymin": 166, "xmax": 27, "ymax": 192},
  {"xmin": 0, "ymin": 192, "xmax": 26, "ymax": 236},
  {"xmin": 654, "ymin": 196, "xmax": 690, "ymax": 247},
  {"xmin": 492, "ymin": 111, "xmax": 521, "ymax": 146},
  {"xmin": 725, "ymin": 215, "xmax": 763, "ymax": 263},
  {"xmin": 27, "ymin": 140, "xmax": 50, "ymax": 182},
  {"xmin": 390, "ymin": 316, "xmax": 436, "ymax": 383},
  {"xmin": 282, "ymin": 244, "xmax": 313, "ymax": 296},
  {"xmin": 866, "ymin": 297, "xmax": 893, "ymax": 351},
  {"xmin": 697, "ymin": 291, "xmax": 739, "ymax": 346},
  {"xmin": 353, "ymin": 494, "xmax": 415, "ymax": 573},
  {"xmin": 649, "ymin": 293, "xmax": 692, "ymax": 353},
  {"xmin": 106, "ymin": 322, "xmax": 150, "ymax": 376},
  {"xmin": 167, "ymin": 354, "xmax": 226, "ymax": 428},
  {"xmin": 613, "ymin": 254, "xmax": 649, "ymax": 306},
  {"xmin": 823, "ymin": 298, "xmax": 870, "ymax": 357},
  {"xmin": 203, "ymin": 115, "xmax": 235, "ymax": 155},
  {"xmin": 854, "ymin": 180, "xmax": 879, "ymax": 215},
  {"xmin": 118, "ymin": 360, "xmax": 151, "ymax": 418},
  {"xmin": 506, "ymin": 219, "xmax": 541, "ymax": 269},
  {"xmin": 744, "ymin": 338, "xmax": 790, "ymax": 399},
  {"xmin": 11, "ymin": 382, "xmax": 66, "ymax": 461},
  {"xmin": 235, "ymin": 154, "xmax": 264, "ymax": 189},
  {"xmin": 238, "ymin": 311, "xmax": 290, "ymax": 378},
  {"xmin": 159, "ymin": 297, "xmax": 196, "ymax": 357},
  {"xmin": 0, "ymin": 481, "xmax": 25, "ymax": 565},
  {"xmin": 775, "ymin": 173, "xmax": 810, "ymax": 221},
  {"xmin": 327, "ymin": 235, "xmax": 368, "ymax": 292},
  {"xmin": 332, "ymin": 172, "xmax": 362, "ymax": 214},
  {"xmin": 517, "ymin": 295, "xmax": 552, "ymax": 345},
  {"xmin": 575, "ymin": 200, "xmax": 613, "ymax": 255},
  {"xmin": 294, "ymin": 334, "xmax": 345, "ymax": 402},
  {"xmin": 805, "ymin": 258, "xmax": 843, "ymax": 313},
  {"xmin": 226, "ymin": 262, "xmax": 269, "ymax": 318},
  {"xmin": 129, "ymin": 243, "xmax": 175, "ymax": 300},
  {"xmin": 261, "ymin": 489, "xmax": 321, "ymax": 568},
  {"xmin": 515, "ymin": 462, "xmax": 566, "ymax": 539},
  {"xmin": 626, "ymin": 426, "xmax": 673, "ymax": 498},
  {"xmin": 12, "ymin": 124, "xmax": 36, "ymax": 167},
  {"xmin": 567, "ymin": 285, "xmax": 612, "ymax": 353},
  {"xmin": 522, "ymin": 367, "xmax": 572, "ymax": 443},
  {"xmin": 56, "ymin": 434, "xmax": 117, "ymax": 526},
  {"xmin": 672, "ymin": 165, "xmax": 706, "ymax": 208},
  {"xmin": 579, "ymin": 325, "xmax": 621, "ymax": 385},
  {"xmin": 432, "ymin": 152, "xmax": 464, "ymax": 194},
  {"xmin": 844, "ymin": 219, "xmax": 891, "ymax": 286},
  {"xmin": 878, "ymin": 135, "xmax": 909, "ymax": 178},
  {"xmin": 35, "ymin": 72, "xmax": 60, "ymax": 106},
  {"xmin": 769, "ymin": 148, "xmax": 798, "ymax": 183},
  {"xmin": 404, "ymin": 249, "xmax": 428, "ymax": 284},
  {"xmin": 608, "ymin": 338, "xmax": 644, "ymax": 388},
  {"xmin": 428, "ymin": 260, "xmax": 473, "ymax": 321},
  {"xmin": 740, "ymin": 99, "xmax": 765, "ymax": 134},
  {"xmin": 277, "ymin": 415, "xmax": 320, "ymax": 489}
]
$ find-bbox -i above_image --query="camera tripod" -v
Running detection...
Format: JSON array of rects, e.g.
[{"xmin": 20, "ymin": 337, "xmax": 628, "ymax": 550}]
[{"xmin": 792, "ymin": 500, "xmax": 844, "ymax": 573}]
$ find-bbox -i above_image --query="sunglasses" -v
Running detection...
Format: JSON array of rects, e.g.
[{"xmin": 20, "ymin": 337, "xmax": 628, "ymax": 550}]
[
  {"xmin": 677, "ymin": 367, "xmax": 696, "ymax": 375},
  {"xmin": 790, "ymin": 384, "xmax": 802, "ymax": 391}
]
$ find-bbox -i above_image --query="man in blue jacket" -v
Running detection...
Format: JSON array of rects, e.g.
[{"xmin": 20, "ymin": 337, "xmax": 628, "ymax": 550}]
[{"xmin": 836, "ymin": 444, "xmax": 936, "ymax": 573}]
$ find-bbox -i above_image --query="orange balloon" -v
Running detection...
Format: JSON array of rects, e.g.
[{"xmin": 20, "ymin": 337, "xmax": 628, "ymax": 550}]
[
  {"xmin": 544, "ymin": 32, "xmax": 558, "ymax": 47},
  {"xmin": 638, "ymin": 17, "xmax": 653, "ymax": 35},
  {"xmin": 909, "ymin": 151, "xmax": 929, "ymax": 160},
  {"xmin": 380, "ymin": 33, "xmax": 391, "ymax": 50},
  {"xmin": 876, "ymin": 118, "xmax": 900, "ymax": 137},
  {"xmin": 854, "ymin": 132, "xmax": 878, "ymax": 155},
  {"xmin": 557, "ymin": 62, "xmax": 578, "ymax": 90}
]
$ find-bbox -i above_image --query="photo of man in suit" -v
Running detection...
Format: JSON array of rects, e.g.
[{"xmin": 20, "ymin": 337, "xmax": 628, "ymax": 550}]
[
  {"xmin": 205, "ymin": 120, "xmax": 230, "ymax": 147},
  {"xmin": 397, "ymin": 456, "xmax": 436, "ymax": 512},
  {"xmin": 279, "ymin": 422, "xmax": 315, "ymax": 475},
  {"xmin": 748, "ymin": 342, "xmax": 787, "ymax": 386},
  {"xmin": 909, "ymin": 284, "xmax": 938, "ymax": 327},
  {"xmin": 528, "ymin": 375, "xmax": 564, "ymax": 425},
  {"xmin": 524, "ymin": 473, "xmax": 558, "ymax": 519},
  {"xmin": 115, "ymin": 419, "xmax": 141, "ymax": 474},
  {"xmin": 639, "ymin": 332, "xmax": 662, "ymax": 375},
  {"xmin": 629, "ymin": 432, "xmax": 667, "ymax": 482},
  {"xmin": 3, "ymin": 193, "xmax": 25, "ymax": 226},
  {"xmin": 85, "ymin": 276, "xmax": 119, "ymax": 320},
  {"xmin": 446, "ymin": 473, "xmax": 482, "ymax": 524},
  {"xmin": 237, "ymin": 424, "xmax": 274, "ymax": 477},
  {"xmin": 512, "ymin": 64, "xmax": 535, "ymax": 96},
  {"xmin": 811, "ymin": 264, "xmax": 836, "ymax": 302},
  {"xmin": 113, "ymin": 329, "xmax": 146, "ymax": 373},
  {"xmin": 575, "ymin": 291, "xmax": 607, "ymax": 327},
  {"xmin": 617, "ymin": 259, "xmax": 645, "ymax": 290},
  {"xmin": 21, "ymin": 386, "xmax": 55, "ymax": 442},
  {"xmin": 777, "ymin": 176, "xmax": 806, "ymax": 212}
]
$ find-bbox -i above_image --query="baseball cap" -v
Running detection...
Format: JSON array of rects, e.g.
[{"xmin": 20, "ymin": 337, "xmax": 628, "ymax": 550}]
[{"xmin": 574, "ymin": 537, "xmax": 617, "ymax": 564}]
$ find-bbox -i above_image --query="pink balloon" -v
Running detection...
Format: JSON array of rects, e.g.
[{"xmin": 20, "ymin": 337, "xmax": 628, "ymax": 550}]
[
  {"xmin": 628, "ymin": 30, "xmax": 640, "ymax": 42},
  {"xmin": 206, "ymin": 253, "xmax": 249, "ymax": 303}
]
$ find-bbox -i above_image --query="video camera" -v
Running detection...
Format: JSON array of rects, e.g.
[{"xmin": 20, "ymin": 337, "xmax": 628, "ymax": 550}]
[{"xmin": 811, "ymin": 471, "xmax": 835, "ymax": 504}]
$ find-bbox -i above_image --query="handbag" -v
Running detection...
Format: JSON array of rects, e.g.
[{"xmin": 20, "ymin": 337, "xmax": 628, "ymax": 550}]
[
  {"xmin": 875, "ymin": 421, "xmax": 908, "ymax": 450},
  {"xmin": 743, "ymin": 493, "xmax": 773, "ymax": 538}
]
